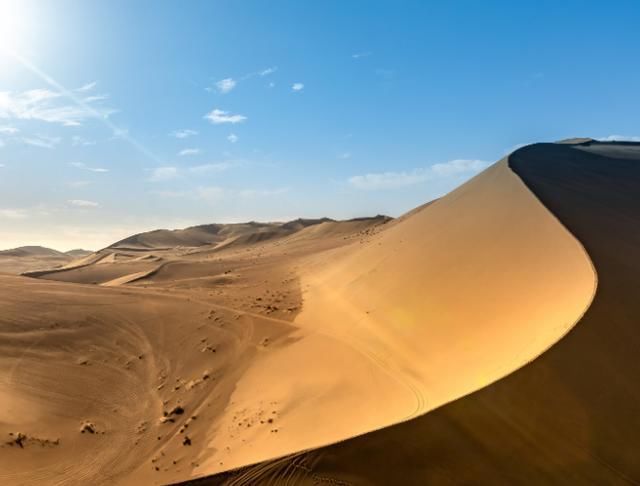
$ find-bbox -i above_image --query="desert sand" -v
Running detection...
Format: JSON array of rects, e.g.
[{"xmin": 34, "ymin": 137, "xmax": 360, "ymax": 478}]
[
  {"xmin": 2, "ymin": 141, "xmax": 635, "ymax": 485},
  {"xmin": 201, "ymin": 140, "xmax": 640, "ymax": 485}
]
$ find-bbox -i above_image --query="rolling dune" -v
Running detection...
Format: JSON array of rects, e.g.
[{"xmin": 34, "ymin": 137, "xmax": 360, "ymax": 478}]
[{"xmin": 200, "ymin": 140, "xmax": 640, "ymax": 485}]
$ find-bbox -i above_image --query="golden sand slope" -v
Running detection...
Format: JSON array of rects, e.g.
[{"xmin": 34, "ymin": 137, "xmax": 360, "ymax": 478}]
[
  {"xmin": 188, "ymin": 158, "xmax": 595, "ymax": 479},
  {"xmin": 205, "ymin": 141, "xmax": 639, "ymax": 486}
]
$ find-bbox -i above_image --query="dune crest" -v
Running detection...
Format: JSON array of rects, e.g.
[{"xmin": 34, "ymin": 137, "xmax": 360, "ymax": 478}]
[{"xmin": 193, "ymin": 158, "xmax": 596, "ymax": 477}]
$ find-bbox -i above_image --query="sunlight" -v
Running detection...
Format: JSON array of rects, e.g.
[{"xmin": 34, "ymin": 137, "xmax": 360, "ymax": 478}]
[{"xmin": 0, "ymin": 0, "xmax": 30, "ymax": 52}]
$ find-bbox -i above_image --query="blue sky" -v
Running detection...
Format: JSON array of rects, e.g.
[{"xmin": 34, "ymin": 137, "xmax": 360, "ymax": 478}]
[{"xmin": 1, "ymin": 0, "xmax": 639, "ymax": 250}]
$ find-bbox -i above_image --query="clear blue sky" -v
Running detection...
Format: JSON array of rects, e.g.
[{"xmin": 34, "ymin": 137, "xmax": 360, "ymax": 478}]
[{"xmin": 1, "ymin": 0, "xmax": 639, "ymax": 250}]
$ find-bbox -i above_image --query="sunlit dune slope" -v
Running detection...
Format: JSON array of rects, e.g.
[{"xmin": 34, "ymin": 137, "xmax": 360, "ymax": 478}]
[
  {"xmin": 187, "ymin": 156, "xmax": 595, "ymax": 481},
  {"xmin": 204, "ymin": 140, "xmax": 639, "ymax": 486}
]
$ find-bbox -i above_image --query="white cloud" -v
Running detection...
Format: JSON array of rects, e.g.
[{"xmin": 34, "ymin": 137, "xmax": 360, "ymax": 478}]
[
  {"xmin": 204, "ymin": 108, "xmax": 247, "ymax": 125},
  {"xmin": 188, "ymin": 162, "xmax": 234, "ymax": 174},
  {"xmin": 0, "ymin": 87, "xmax": 115, "ymax": 127},
  {"xmin": 149, "ymin": 166, "xmax": 178, "ymax": 181},
  {"xmin": 70, "ymin": 161, "xmax": 109, "ymax": 173},
  {"xmin": 598, "ymin": 135, "xmax": 640, "ymax": 142},
  {"xmin": 216, "ymin": 78, "xmax": 237, "ymax": 94},
  {"xmin": 178, "ymin": 148, "xmax": 201, "ymax": 156},
  {"xmin": 0, "ymin": 126, "xmax": 19, "ymax": 135},
  {"xmin": 352, "ymin": 51, "xmax": 372, "ymax": 59},
  {"xmin": 348, "ymin": 159, "xmax": 488, "ymax": 190},
  {"xmin": 76, "ymin": 81, "xmax": 97, "ymax": 92},
  {"xmin": 22, "ymin": 135, "xmax": 61, "ymax": 149},
  {"xmin": 338, "ymin": 152, "xmax": 351, "ymax": 159},
  {"xmin": 0, "ymin": 163, "xmax": 4, "ymax": 167},
  {"xmin": 154, "ymin": 185, "xmax": 287, "ymax": 202},
  {"xmin": 259, "ymin": 67, "xmax": 277, "ymax": 76},
  {"xmin": 170, "ymin": 129, "xmax": 198, "ymax": 139},
  {"xmin": 68, "ymin": 199, "xmax": 99, "ymax": 208},
  {"xmin": 227, "ymin": 133, "xmax": 239, "ymax": 143},
  {"xmin": 268, "ymin": 82, "xmax": 276, "ymax": 88},
  {"xmin": 292, "ymin": 83, "xmax": 304, "ymax": 92}
]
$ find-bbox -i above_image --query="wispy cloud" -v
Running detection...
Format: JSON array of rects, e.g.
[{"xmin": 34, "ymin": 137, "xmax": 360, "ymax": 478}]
[
  {"xmin": 70, "ymin": 161, "xmax": 109, "ymax": 173},
  {"xmin": 0, "ymin": 86, "xmax": 115, "ymax": 127},
  {"xmin": 178, "ymin": 148, "xmax": 201, "ymax": 157},
  {"xmin": 68, "ymin": 199, "xmax": 99, "ymax": 208},
  {"xmin": 598, "ymin": 135, "xmax": 640, "ymax": 142},
  {"xmin": 204, "ymin": 108, "xmax": 247, "ymax": 124},
  {"xmin": 0, "ymin": 126, "xmax": 19, "ymax": 135},
  {"xmin": 292, "ymin": 83, "xmax": 304, "ymax": 92},
  {"xmin": 76, "ymin": 81, "xmax": 97, "ymax": 92},
  {"xmin": 227, "ymin": 133, "xmax": 239, "ymax": 143},
  {"xmin": 153, "ymin": 185, "xmax": 287, "ymax": 202},
  {"xmin": 352, "ymin": 51, "xmax": 372, "ymax": 59},
  {"xmin": 149, "ymin": 166, "xmax": 178, "ymax": 181},
  {"xmin": 188, "ymin": 162, "xmax": 235, "ymax": 174},
  {"xmin": 22, "ymin": 135, "xmax": 61, "ymax": 149},
  {"xmin": 170, "ymin": 129, "xmax": 198, "ymax": 139},
  {"xmin": 259, "ymin": 67, "xmax": 278, "ymax": 77},
  {"xmin": 338, "ymin": 151, "xmax": 351, "ymax": 159},
  {"xmin": 349, "ymin": 159, "xmax": 488, "ymax": 190},
  {"xmin": 215, "ymin": 78, "xmax": 237, "ymax": 94}
]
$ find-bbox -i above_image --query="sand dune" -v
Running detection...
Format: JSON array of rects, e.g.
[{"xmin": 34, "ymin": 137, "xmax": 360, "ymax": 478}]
[
  {"xmin": 0, "ymin": 246, "xmax": 91, "ymax": 275},
  {"xmin": 3, "ymin": 141, "xmax": 632, "ymax": 485},
  {"xmin": 201, "ymin": 140, "xmax": 640, "ymax": 485}
]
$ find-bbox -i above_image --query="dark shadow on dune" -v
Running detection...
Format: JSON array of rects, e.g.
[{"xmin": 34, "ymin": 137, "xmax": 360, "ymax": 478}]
[{"xmin": 176, "ymin": 141, "xmax": 640, "ymax": 485}]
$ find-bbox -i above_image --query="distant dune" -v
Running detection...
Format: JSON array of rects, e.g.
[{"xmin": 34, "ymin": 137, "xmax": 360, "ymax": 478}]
[
  {"xmin": 1, "ymin": 141, "xmax": 636, "ymax": 486},
  {"xmin": 0, "ymin": 246, "xmax": 92, "ymax": 275}
]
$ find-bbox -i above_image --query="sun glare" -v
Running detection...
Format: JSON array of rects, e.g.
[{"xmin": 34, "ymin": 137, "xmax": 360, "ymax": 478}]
[{"xmin": 0, "ymin": 0, "xmax": 30, "ymax": 52}]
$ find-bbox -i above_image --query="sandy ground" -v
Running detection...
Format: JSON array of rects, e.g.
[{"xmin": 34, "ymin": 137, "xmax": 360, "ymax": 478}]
[
  {"xmin": 202, "ymin": 141, "xmax": 640, "ymax": 485},
  {"xmin": 0, "ymin": 145, "xmax": 607, "ymax": 485}
]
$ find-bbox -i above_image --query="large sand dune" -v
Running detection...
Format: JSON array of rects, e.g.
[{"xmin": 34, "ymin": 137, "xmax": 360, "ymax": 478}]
[
  {"xmin": 2, "ymin": 141, "xmax": 626, "ymax": 485},
  {"xmin": 201, "ymin": 140, "xmax": 640, "ymax": 485}
]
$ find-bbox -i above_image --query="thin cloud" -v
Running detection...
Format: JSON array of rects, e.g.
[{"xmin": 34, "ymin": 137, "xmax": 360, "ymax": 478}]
[
  {"xmin": 170, "ymin": 129, "xmax": 198, "ymax": 139},
  {"xmin": 0, "ymin": 126, "xmax": 19, "ymax": 135},
  {"xmin": 188, "ymin": 162, "xmax": 235, "ymax": 174},
  {"xmin": 204, "ymin": 108, "xmax": 247, "ymax": 124},
  {"xmin": 178, "ymin": 148, "xmax": 201, "ymax": 156},
  {"xmin": 76, "ymin": 81, "xmax": 97, "ymax": 92},
  {"xmin": 349, "ymin": 159, "xmax": 488, "ymax": 190},
  {"xmin": 352, "ymin": 51, "xmax": 372, "ymax": 59},
  {"xmin": 227, "ymin": 133, "xmax": 239, "ymax": 143},
  {"xmin": 71, "ymin": 135, "xmax": 96, "ymax": 146},
  {"xmin": 70, "ymin": 161, "xmax": 109, "ymax": 173},
  {"xmin": 0, "ymin": 86, "xmax": 115, "ymax": 127},
  {"xmin": 599, "ymin": 135, "xmax": 640, "ymax": 142},
  {"xmin": 292, "ymin": 83, "xmax": 304, "ymax": 92},
  {"xmin": 153, "ymin": 185, "xmax": 287, "ymax": 202},
  {"xmin": 22, "ymin": 135, "xmax": 61, "ymax": 149},
  {"xmin": 338, "ymin": 152, "xmax": 351, "ymax": 159},
  {"xmin": 259, "ymin": 67, "xmax": 277, "ymax": 76},
  {"xmin": 68, "ymin": 199, "xmax": 99, "ymax": 208},
  {"xmin": 215, "ymin": 78, "xmax": 237, "ymax": 94},
  {"xmin": 149, "ymin": 167, "xmax": 178, "ymax": 181}
]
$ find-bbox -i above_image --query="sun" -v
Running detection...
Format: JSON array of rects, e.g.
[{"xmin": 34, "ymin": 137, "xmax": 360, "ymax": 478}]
[{"xmin": 0, "ymin": 0, "xmax": 30, "ymax": 52}]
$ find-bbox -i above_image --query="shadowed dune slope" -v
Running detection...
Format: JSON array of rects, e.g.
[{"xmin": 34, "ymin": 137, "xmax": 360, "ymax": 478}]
[
  {"xmin": 182, "ymin": 156, "xmax": 596, "ymax": 483},
  {"xmin": 200, "ymin": 141, "xmax": 640, "ymax": 485}
]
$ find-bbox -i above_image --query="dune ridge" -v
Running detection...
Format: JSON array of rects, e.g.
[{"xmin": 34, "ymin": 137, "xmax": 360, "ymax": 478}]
[{"xmin": 200, "ymin": 140, "xmax": 640, "ymax": 485}]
